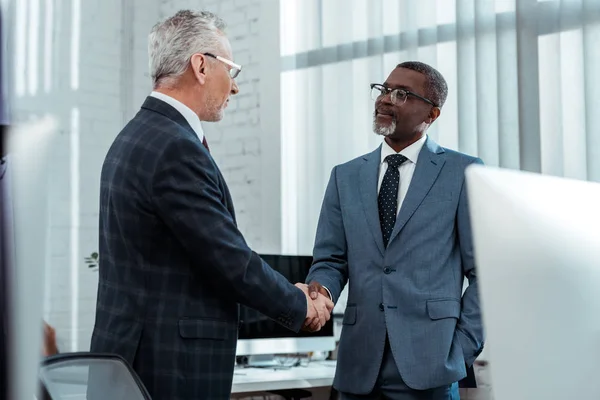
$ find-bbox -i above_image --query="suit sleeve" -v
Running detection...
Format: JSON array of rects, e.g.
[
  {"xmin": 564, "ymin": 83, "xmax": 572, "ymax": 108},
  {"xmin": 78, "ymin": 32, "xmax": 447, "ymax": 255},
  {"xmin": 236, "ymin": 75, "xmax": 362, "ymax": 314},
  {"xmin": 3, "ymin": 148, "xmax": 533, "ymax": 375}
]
[
  {"xmin": 152, "ymin": 137, "xmax": 307, "ymax": 332},
  {"xmin": 456, "ymin": 157, "xmax": 485, "ymax": 366},
  {"xmin": 305, "ymin": 166, "xmax": 348, "ymax": 303}
]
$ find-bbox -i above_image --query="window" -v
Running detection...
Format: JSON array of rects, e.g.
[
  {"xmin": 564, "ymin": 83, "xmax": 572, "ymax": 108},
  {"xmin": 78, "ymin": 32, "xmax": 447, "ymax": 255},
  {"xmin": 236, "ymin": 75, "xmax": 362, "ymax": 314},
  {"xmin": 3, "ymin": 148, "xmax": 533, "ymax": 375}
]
[{"xmin": 280, "ymin": 0, "xmax": 600, "ymax": 253}]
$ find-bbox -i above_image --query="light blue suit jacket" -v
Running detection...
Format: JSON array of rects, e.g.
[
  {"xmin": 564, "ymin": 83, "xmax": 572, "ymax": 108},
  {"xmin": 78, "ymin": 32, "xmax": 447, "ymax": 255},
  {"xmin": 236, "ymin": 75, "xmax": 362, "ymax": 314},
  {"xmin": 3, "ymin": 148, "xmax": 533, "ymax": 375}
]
[{"xmin": 306, "ymin": 137, "xmax": 484, "ymax": 394}]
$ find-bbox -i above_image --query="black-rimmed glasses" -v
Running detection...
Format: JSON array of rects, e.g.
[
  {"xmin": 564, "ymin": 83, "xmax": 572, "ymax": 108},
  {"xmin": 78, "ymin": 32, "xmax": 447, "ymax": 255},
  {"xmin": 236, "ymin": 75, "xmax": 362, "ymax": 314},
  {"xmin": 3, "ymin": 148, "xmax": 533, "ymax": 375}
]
[{"xmin": 370, "ymin": 83, "xmax": 436, "ymax": 107}]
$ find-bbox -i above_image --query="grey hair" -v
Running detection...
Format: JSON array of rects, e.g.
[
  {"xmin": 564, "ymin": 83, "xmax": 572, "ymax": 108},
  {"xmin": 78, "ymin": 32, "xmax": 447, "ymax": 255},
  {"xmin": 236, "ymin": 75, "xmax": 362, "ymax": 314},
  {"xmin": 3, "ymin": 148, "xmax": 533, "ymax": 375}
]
[{"xmin": 148, "ymin": 10, "xmax": 226, "ymax": 88}]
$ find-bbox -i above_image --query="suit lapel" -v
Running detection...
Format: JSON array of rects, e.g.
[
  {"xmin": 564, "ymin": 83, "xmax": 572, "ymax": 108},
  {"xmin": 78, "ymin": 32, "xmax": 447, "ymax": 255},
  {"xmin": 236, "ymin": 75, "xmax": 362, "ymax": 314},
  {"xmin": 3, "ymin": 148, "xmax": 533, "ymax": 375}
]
[
  {"xmin": 359, "ymin": 146, "xmax": 385, "ymax": 256},
  {"xmin": 387, "ymin": 138, "xmax": 446, "ymax": 246}
]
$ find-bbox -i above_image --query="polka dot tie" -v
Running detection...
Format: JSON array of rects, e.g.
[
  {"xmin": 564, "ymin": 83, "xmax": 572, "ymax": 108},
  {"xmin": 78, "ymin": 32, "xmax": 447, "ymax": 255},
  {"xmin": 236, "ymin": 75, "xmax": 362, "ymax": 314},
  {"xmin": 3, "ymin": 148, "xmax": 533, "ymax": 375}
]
[{"xmin": 378, "ymin": 154, "xmax": 407, "ymax": 248}]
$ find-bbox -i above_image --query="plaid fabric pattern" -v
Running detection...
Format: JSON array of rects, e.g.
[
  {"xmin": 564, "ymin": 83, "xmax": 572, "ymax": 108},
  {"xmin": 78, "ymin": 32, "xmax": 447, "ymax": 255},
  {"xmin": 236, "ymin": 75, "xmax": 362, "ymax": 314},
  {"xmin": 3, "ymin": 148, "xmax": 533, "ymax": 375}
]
[{"xmin": 90, "ymin": 97, "xmax": 307, "ymax": 400}]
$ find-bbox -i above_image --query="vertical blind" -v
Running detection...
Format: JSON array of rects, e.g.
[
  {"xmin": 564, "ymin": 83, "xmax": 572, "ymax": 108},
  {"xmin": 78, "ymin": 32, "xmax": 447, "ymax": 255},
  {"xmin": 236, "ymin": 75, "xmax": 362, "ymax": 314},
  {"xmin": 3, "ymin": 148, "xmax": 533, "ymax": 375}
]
[{"xmin": 280, "ymin": 0, "xmax": 600, "ymax": 254}]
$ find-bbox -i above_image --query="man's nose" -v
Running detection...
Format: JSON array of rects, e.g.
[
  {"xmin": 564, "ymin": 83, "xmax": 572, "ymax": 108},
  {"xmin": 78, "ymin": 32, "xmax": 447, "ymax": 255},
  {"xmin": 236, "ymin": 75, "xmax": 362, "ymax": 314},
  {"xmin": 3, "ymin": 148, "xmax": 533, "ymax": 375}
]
[
  {"xmin": 378, "ymin": 92, "xmax": 393, "ymax": 105},
  {"xmin": 231, "ymin": 80, "xmax": 239, "ymax": 95}
]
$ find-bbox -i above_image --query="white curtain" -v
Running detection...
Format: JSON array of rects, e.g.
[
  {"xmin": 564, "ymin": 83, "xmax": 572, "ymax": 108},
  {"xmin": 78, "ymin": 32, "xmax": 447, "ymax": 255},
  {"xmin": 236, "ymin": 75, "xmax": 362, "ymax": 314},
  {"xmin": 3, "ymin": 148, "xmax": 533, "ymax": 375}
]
[{"xmin": 280, "ymin": 0, "xmax": 600, "ymax": 254}]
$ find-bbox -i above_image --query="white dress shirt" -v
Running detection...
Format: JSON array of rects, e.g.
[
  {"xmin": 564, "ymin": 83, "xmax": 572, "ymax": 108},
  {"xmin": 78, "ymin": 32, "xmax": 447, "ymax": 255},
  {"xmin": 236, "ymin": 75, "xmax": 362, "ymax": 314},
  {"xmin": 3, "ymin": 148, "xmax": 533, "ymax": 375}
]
[
  {"xmin": 321, "ymin": 135, "xmax": 427, "ymax": 302},
  {"xmin": 378, "ymin": 134, "xmax": 427, "ymax": 214},
  {"xmin": 150, "ymin": 91, "xmax": 205, "ymax": 141}
]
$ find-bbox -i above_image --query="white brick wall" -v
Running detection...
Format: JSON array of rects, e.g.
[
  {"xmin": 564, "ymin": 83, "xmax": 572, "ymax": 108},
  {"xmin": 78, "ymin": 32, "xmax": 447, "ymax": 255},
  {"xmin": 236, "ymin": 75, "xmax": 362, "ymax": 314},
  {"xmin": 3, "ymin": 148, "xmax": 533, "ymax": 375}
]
[
  {"xmin": 158, "ymin": 0, "xmax": 282, "ymax": 252},
  {"xmin": 4, "ymin": 0, "xmax": 281, "ymax": 350}
]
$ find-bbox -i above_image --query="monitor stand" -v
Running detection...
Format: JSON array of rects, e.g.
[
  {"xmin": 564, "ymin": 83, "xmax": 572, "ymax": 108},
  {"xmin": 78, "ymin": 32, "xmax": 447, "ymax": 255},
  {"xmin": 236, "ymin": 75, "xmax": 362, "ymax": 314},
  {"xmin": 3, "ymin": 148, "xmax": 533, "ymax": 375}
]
[{"xmin": 238, "ymin": 354, "xmax": 295, "ymax": 369}]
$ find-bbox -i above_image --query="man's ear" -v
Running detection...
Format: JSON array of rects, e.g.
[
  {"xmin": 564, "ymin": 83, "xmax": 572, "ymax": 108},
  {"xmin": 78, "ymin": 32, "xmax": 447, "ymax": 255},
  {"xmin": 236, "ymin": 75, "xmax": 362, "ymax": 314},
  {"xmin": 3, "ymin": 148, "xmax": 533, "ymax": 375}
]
[
  {"xmin": 428, "ymin": 107, "xmax": 441, "ymax": 124},
  {"xmin": 190, "ymin": 53, "xmax": 208, "ymax": 85}
]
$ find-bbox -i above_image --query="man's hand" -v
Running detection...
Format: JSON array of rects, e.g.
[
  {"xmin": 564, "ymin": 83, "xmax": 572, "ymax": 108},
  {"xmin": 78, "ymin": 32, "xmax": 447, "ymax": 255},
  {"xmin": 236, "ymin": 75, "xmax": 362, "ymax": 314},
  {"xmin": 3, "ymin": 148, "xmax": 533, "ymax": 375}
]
[
  {"xmin": 297, "ymin": 283, "xmax": 320, "ymax": 330},
  {"xmin": 295, "ymin": 283, "xmax": 334, "ymax": 332},
  {"xmin": 42, "ymin": 321, "xmax": 58, "ymax": 357},
  {"xmin": 307, "ymin": 281, "xmax": 331, "ymax": 302}
]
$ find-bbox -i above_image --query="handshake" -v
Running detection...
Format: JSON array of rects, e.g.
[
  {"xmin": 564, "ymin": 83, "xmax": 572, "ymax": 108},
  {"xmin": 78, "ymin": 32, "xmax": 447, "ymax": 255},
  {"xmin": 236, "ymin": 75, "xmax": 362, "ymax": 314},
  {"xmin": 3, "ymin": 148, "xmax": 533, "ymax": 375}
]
[{"xmin": 295, "ymin": 282, "xmax": 334, "ymax": 332}]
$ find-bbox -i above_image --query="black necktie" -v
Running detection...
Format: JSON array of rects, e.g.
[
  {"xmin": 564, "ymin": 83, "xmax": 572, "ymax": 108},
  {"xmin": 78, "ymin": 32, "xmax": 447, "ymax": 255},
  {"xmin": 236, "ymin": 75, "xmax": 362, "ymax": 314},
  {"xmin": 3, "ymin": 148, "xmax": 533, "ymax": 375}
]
[
  {"xmin": 378, "ymin": 154, "xmax": 407, "ymax": 248},
  {"xmin": 202, "ymin": 136, "xmax": 210, "ymax": 152}
]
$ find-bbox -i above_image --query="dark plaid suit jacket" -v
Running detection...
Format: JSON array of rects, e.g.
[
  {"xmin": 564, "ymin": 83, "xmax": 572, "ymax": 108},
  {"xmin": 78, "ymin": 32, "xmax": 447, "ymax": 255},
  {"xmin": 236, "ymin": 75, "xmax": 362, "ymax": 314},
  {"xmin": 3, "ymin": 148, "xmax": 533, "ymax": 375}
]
[{"xmin": 90, "ymin": 96, "xmax": 307, "ymax": 400}]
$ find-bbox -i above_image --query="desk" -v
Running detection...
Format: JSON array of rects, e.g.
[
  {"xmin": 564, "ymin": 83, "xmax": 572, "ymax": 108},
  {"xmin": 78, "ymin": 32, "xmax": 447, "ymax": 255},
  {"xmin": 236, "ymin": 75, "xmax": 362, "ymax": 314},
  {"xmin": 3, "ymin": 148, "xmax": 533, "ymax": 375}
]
[
  {"xmin": 43, "ymin": 359, "xmax": 337, "ymax": 398},
  {"xmin": 231, "ymin": 360, "xmax": 336, "ymax": 394}
]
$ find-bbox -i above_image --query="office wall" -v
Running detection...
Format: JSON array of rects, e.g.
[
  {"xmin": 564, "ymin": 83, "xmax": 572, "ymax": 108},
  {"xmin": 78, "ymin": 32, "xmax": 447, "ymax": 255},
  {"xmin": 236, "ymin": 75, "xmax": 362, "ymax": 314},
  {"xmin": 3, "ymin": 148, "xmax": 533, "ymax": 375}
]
[{"xmin": 160, "ymin": 0, "xmax": 283, "ymax": 253}]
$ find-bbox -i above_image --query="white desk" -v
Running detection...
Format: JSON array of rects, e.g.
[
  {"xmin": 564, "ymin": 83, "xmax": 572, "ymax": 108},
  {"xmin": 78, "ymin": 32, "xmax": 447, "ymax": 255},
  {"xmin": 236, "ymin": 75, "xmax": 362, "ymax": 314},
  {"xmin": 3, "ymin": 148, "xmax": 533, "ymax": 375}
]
[
  {"xmin": 44, "ymin": 359, "xmax": 337, "ymax": 398},
  {"xmin": 231, "ymin": 360, "xmax": 336, "ymax": 394}
]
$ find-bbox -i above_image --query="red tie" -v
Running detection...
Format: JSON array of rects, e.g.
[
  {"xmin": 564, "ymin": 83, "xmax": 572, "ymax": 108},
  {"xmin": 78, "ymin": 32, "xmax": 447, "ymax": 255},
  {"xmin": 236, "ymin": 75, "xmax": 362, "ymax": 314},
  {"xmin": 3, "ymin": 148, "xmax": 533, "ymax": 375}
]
[{"xmin": 202, "ymin": 136, "xmax": 210, "ymax": 152}]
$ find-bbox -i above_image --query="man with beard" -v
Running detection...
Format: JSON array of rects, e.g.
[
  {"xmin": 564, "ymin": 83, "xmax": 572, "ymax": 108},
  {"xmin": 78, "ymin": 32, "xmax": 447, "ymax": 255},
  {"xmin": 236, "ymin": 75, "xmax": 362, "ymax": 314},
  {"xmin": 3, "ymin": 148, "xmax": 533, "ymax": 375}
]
[
  {"xmin": 90, "ymin": 10, "xmax": 332, "ymax": 400},
  {"xmin": 303, "ymin": 61, "xmax": 484, "ymax": 399}
]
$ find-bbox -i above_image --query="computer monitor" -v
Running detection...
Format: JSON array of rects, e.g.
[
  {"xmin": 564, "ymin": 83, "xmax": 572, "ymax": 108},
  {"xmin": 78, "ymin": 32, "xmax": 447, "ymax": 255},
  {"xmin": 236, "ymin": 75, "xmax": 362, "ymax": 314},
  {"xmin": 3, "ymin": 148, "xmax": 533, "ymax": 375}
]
[
  {"xmin": 235, "ymin": 254, "xmax": 336, "ymax": 357},
  {"xmin": 465, "ymin": 165, "xmax": 600, "ymax": 400}
]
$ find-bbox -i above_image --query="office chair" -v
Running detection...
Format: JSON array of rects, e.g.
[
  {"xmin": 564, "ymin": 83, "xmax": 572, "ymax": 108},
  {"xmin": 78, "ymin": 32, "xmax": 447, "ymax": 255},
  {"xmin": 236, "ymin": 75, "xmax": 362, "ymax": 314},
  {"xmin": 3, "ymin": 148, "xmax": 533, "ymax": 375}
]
[{"xmin": 38, "ymin": 352, "xmax": 151, "ymax": 400}]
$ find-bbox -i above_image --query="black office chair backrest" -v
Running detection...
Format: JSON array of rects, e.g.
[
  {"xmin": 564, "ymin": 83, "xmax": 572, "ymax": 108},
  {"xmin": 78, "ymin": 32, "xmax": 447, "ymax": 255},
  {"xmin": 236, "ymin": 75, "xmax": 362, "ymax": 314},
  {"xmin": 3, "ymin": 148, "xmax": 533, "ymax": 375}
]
[{"xmin": 38, "ymin": 352, "xmax": 151, "ymax": 400}]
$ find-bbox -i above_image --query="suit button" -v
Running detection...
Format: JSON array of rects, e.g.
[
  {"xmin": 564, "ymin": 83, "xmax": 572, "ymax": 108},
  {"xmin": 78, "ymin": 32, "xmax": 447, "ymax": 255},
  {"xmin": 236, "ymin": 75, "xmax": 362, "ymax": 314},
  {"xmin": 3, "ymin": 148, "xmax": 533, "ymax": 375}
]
[
  {"xmin": 379, "ymin": 303, "xmax": 384, "ymax": 311},
  {"xmin": 383, "ymin": 267, "xmax": 391, "ymax": 274}
]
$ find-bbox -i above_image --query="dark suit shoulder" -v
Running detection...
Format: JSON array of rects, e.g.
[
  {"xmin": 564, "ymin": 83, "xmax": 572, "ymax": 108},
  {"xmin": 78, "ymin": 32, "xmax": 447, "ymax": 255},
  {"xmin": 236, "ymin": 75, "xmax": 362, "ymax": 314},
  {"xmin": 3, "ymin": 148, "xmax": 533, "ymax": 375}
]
[
  {"xmin": 108, "ymin": 109, "xmax": 210, "ymax": 171},
  {"xmin": 119, "ymin": 108, "xmax": 199, "ymax": 151},
  {"xmin": 101, "ymin": 108, "xmax": 217, "ymax": 210}
]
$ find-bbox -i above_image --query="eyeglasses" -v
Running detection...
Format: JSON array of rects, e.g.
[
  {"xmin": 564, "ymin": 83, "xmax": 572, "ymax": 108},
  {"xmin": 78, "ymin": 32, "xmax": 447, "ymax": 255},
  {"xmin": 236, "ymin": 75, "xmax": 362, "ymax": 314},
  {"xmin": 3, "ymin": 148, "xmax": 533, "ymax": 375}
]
[
  {"xmin": 370, "ymin": 83, "xmax": 436, "ymax": 107},
  {"xmin": 203, "ymin": 53, "xmax": 242, "ymax": 79}
]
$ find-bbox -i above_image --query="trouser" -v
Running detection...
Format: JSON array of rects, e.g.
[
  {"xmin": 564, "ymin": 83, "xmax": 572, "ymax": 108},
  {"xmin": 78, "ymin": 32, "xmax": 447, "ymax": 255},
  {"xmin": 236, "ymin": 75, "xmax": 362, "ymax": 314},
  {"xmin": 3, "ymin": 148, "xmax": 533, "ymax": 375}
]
[{"xmin": 338, "ymin": 336, "xmax": 460, "ymax": 400}]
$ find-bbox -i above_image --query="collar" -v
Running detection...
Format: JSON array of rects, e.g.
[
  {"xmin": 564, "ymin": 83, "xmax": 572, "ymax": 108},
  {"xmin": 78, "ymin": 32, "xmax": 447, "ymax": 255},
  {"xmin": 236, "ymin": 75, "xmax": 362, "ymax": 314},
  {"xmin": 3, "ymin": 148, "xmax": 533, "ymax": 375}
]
[
  {"xmin": 150, "ymin": 91, "xmax": 204, "ymax": 141},
  {"xmin": 380, "ymin": 134, "xmax": 428, "ymax": 165}
]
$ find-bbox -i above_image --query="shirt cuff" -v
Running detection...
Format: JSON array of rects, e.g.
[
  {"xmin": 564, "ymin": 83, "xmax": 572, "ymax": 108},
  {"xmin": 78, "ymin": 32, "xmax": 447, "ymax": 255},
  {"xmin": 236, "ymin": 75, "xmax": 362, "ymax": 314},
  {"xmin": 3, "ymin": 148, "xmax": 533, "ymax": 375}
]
[{"xmin": 322, "ymin": 286, "xmax": 333, "ymax": 301}]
